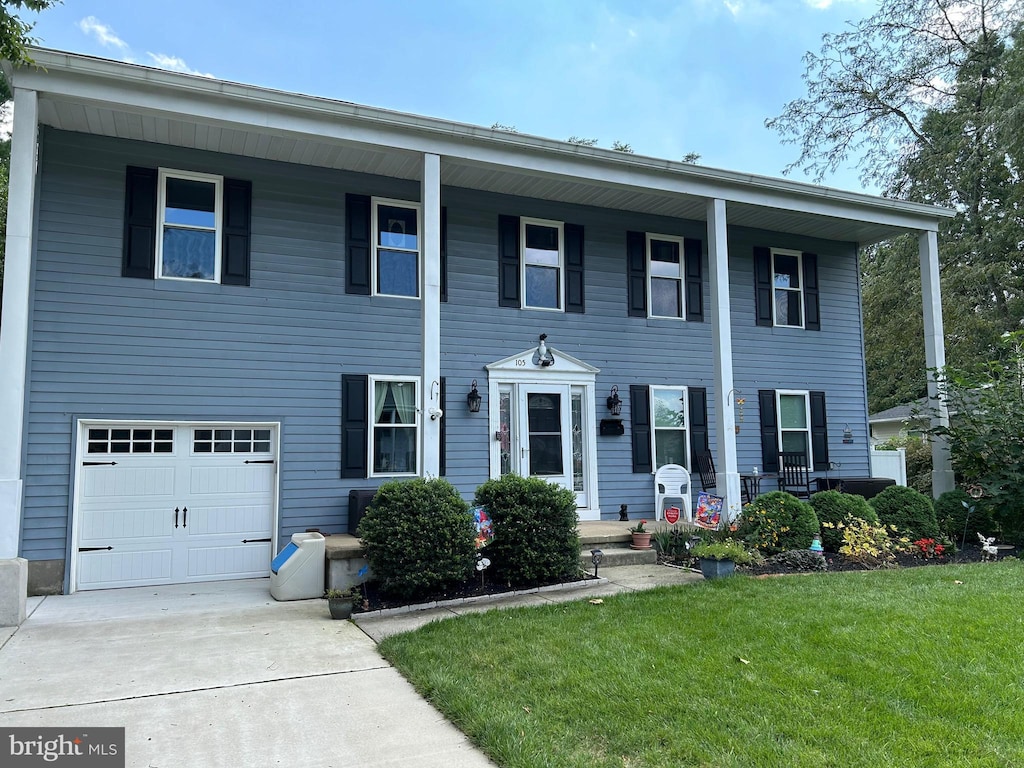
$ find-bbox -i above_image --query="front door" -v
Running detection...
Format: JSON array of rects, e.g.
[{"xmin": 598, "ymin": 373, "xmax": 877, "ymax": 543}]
[{"xmin": 519, "ymin": 384, "xmax": 573, "ymax": 492}]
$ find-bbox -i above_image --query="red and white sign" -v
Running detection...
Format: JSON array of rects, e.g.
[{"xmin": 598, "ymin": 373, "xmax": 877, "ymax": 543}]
[{"xmin": 664, "ymin": 506, "xmax": 680, "ymax": 525}]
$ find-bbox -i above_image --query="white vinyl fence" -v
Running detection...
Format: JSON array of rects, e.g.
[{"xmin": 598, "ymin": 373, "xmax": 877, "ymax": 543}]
[{"xmin": 870, "ymin": 446, "xmax": 907, "ymax": 486}]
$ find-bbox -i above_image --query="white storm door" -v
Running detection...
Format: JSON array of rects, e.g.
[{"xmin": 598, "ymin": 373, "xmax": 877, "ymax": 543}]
[{"xmin": 518, "ymin": 385, "xmax": 573, "ymax": 493}]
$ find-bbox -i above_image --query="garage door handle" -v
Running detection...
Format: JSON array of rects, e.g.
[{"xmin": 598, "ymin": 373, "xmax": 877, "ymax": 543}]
[
  {"xmin": 182, "ymin": 507, "xmax": 187, "ymax": 528},
  {"xmin": 174, "ymin": 507, "xmax": 179, "ymax": 528}
]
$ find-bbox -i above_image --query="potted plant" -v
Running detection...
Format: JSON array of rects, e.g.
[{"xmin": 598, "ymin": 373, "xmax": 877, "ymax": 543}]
[
  {"xmin": 629, "ymin": 519, "xmax": 652, "ymax": 550},
  {"xmin": 326, "ymin": 585, "xmax": 361, "ymax": 619},
  {"xmin": 689, "ymin": 539, "xmax": 754, "ymax": 579}
]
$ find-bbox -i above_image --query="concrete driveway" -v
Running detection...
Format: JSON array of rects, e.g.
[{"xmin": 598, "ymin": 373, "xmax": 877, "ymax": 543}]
[{"xmin": 0, "ymin": 579, "xmax": 496, "ymax": 768}]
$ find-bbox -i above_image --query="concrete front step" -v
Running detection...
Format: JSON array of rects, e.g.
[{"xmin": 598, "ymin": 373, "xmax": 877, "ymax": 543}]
[{"xmin": 578, "ymin": 544, "xmax": 657, "ymax": 570}]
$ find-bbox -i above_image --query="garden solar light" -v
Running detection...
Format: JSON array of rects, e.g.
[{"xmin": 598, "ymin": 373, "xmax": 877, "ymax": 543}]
[
  {"xmin": 590, "ymin": 548, "xmax": 603, "ymax": 577},
  {"xmin": 809, "ymin": 535, "xmax": 823, "ymax": 553}
]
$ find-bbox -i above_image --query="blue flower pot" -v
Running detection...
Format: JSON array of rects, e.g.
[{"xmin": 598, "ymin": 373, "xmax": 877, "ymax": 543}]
[{"xmin": 699, "ymin": 558, "xmax": 736, "ymax": 580}]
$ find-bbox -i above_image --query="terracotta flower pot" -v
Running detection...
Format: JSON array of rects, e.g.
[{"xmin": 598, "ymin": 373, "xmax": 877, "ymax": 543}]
[{"xmin": 630, "ymin": 532, "xmax": 653, "ymax": 550}]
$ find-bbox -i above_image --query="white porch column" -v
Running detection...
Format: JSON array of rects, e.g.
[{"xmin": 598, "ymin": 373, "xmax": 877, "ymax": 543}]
[
  {"xmin": 420, "ymin": 153, "xmax": 442, "ymax": 477},
  {"xmin": 0, "ymin": 88, "xmax": 38, "ymax": 625},
  {"xmin": 707, "ymin": 198, "xmax": 742, "ymax": 521},
  {"xmin": 919, "ymin": 229, "xmax": 954, "ymax": 496}
]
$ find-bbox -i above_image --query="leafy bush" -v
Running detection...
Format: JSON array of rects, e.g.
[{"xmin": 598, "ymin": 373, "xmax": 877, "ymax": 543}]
[
  {"xmin": 869, "ymin": 485, "xmax": 940, "ymax": 540},
  {"xmin": 934, "ymin": 489, "xmax": 997, "ymax": 545},
  {"xmin": 689, "ymin": 539, "xmax": 757, "ymax": 565},
  {"xmin": 734, "ymin": 491, "xmax": 819, "ymax": 554},
  {"xmin": 764, "ymin": 549, "xmax": 828, "ymax": 572},
  {"xmin": 474, "ymin": 475, "xmax": 579, "ymax": 587},
  {"xmin": 357, "ymin": 478, "xmax": 476, "ymax": 600},
  {"xmin": 825, "ymin": 517, "xmax": 908, "ymax": 568},
  {"xmin": 810, "ymin": 490, "xmax": 878, "ymax": 552}
]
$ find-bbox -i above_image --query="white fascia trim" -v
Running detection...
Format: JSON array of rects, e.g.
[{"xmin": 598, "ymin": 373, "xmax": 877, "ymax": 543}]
[{"xmin": 13, "ymin": 49, "xmax": 954, "ymax": 232}]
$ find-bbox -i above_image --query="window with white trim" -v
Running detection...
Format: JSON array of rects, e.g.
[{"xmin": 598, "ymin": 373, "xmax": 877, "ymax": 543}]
[
  {"xmin": 521, "ymin": 218, "xmax": 563, "ymax": 310},
  {"xmin": 777, "ymin": 391, "xmax": 812, "ymax": 462},
  {"xmin": 157, "ymin": 169, "xmax": 223, "ymax": 282},
  {"xmin": 370, "ymin": 377, "xmax": 420, "ymax": 475},
  {"xmin": 651, "ymin": 386, "xmax": 688, "ymax": 469},
  {"xmin": 772, "ymin": 248, "xmax": 804, "ymax": 327},
  {"xmin": 373, "ymin": 198, "xmax": 421, "ymax": 298},
  {"xmin": 647, "ymin": 234, "xmax": 686, "ymax": 318}
]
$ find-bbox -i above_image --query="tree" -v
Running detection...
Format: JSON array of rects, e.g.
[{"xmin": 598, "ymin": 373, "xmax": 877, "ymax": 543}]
[
  {"xmin": 768, "ymin": 1, "xmax": 1024, "ymax": 412},
  {"xmin": 929, "ymin": 332, "xmax": 1024, "ymax": 541}
]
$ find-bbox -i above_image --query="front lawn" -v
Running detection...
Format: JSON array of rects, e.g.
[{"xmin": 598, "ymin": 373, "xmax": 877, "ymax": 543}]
[{"xmin": 379, "ymin": 562, "xmax": 1024, "ymax": 768}]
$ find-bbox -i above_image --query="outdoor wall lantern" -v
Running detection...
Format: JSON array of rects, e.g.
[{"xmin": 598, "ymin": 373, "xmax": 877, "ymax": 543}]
[
  {"xmin": 533, "ymin": 333, "xmax": 555, "ymax": 367},
  {"xmin": 590, "ymin": 548, "xmax": 604, "ymax": 578},
  {"xmin": 606, "ymin": 385, "xmax": 622, "ymax": 416},
  {"xmin": 843, "ymin": 424, "xmax": 854, "ymax": 443},
  {"xmin": 467, "ymin": 380, "xmax": 482, "ymax": 413}
]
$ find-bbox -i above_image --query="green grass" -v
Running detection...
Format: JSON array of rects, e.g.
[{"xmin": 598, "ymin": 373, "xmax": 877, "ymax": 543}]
[{"xmin": 379, "ymin": 562, "xmax": 1024, "ymax": 768}]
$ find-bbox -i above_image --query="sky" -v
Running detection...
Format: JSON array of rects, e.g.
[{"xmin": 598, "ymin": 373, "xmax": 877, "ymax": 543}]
[{"xmin": 19, "ymin": 0, "xmax": 881, "ymax": 194}]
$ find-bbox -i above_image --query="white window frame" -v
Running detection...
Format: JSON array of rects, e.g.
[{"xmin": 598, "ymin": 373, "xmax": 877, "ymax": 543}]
[
  {"xmin": 520, "ymin": 217, "xmax": 564, "ymax": 312},
  {"xmin": 650, "ymin": 385, "xmax": 689, "ymax": 471},
  {"xmin": 777, "ymin": 389, "xmax": 813, "ymax": 465},
  {"xmin": 368, "ymin": 375, "xmax": 421, "ymax": 477},
  {"xmin": 156, "ymin": 168, "xmax": 223, "ymax": 283},
  {"xmin": 771, "ymin": 248, "xmax": 805, "ymax": 329},
  {"xmin": 371, "ymin": 197, "xmax": 422, "ymax": 299},
  {"xmin": 646, "ymin": 233, "xmax": 686, "ymax": 319}
]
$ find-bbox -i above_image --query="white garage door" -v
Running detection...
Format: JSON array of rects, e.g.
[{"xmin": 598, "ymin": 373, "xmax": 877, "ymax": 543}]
[{"xmin": 75, "ymin": 423, "xmax": 278, "ymax": 591}]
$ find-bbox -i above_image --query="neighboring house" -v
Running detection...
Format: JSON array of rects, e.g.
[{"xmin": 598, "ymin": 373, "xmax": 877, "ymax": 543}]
[
  {"xmin": 869, "ymin": 400, "xmax": 929, "ymax": 445},
  {"xmin": 0, "ymin": 49, "xmax": 955, "ymax": 602}
]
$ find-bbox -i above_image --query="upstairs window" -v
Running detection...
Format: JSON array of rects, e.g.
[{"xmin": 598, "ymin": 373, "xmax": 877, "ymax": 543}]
[
  {"xmin": 157, "ymin": 170, "xmax": 222, "ymax": 282},
  {"xmin": 373, "ymin": 199, "xmax": 421, "ymax": 298},
  {"xmin": 648, "ymin": 234, "xmax": 686, "ymax": 319},
  {"xmin": 772, "ymin": 249, "xmax": 804, "ymax": 328},
  {"xmin": 521, "ymin": 218, "xmax": 564, "ymax": 310}
]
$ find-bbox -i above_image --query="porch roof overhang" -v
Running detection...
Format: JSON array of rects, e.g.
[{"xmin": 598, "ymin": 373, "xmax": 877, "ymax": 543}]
[{"xmin": 7, "ymin": 48, "xmax": 955, "ymax": 246}]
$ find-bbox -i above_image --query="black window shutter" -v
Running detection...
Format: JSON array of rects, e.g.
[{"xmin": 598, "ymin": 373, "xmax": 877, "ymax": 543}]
[
  {"xmin": 759, "ymin": 389, "xmax": 780, "ymax": 473},
  {"xmin": 122, "ymin": 166, "xmax": 158, "ymax": 279},
  {"xmin": 564, "ymin": 223, "xmax": 585, "ymax": 313},
  {"xmin": 754, "ymin": 247, "xmax": 773, "ymax": 327},
  {"xmin": 341, "ymin": 374, "xmax": 369, "ymax": 479},
  {"xmin": 439, "ymin": 376, "xmax": 447, "ymax": 477},
  {"xmin": 626, "ymin": 231, "xmax": 647, "ymax": 317},
  {"xmin": 803, "ymin": 252, "xmax": 820, "ymax": 331},
  {"xmin": 221, "ymin": 178, "xmax": 252, "ymax": 286},
  {"xmin": 810, "ymin": 390, "xmax": 829, "ymax": 471},
  {"xmin": 346, "ymin": 194, "xmax": 371, "ymax": 296},
  {"xmin": 498, "ymin": 214, "xmax": 521, "ymax": 308},
  {"xmin": 684, "ymin": 238, "xmax": 704, "ymax": 322},
  {"xmin": 440, "ymin": 206, "xmax": 448, "ymax": 303},
  {"xmin": 688, "ymin": 387, "xmax": 709, "ymax": 458},
  {"xmin": 630, "ymin": 385, "xmax": 652, "ymax": 473}
]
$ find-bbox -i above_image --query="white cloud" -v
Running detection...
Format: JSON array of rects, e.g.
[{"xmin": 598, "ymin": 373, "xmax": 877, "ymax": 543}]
[
  {"xmin": 802, "ymin": 0, "xmax": 874, "ymax": 8},
  {"xmin": 75, "ymin": 16, "xmax": 214, "ymax": 78},
  {"xmin": 77, "ymin": 16, "xmax": 129, "ymax": 52},
  {"xmin": 146, "ymin": 52, "xmax": 215, "ymax": 78}
]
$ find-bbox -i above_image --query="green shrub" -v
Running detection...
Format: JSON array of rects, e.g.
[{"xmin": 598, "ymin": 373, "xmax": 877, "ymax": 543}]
[
  {"xmin": 474, "ymin": 475, "xmax": 580, "ymax": 587},
  {"xmin": 869, "ymin": 485, "xmax": 940, "ymax": 540},
  {"xmin": 810, "ymin": 490, "xmax": 878, "ymax": 552},
  {"xmin": 734, "ymin": 491, "xmax": 819, "ymax": 554},
  {"xmin": 689, "ymin": 539, "xmax": 757, "ymax": 565},
  {"xmin": 764, "ymin": 549, "xmax": 828, "ymax": 572},
  {"xmin": 357, "ymin": 478, "xmax": 476, "ymax": 601},
  {"xmin": 934, "ymin": 489, "xmax": 997, "ymax": 545}
]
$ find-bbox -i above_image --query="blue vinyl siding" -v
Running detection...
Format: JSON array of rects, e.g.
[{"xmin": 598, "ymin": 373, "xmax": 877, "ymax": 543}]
[{"xmin": 21, "ymin": 128, "xmax": 871, "ymax": 562}]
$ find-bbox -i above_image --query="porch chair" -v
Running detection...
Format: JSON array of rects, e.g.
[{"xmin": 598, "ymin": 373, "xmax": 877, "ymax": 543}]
[
  {"xmin": 694, "ymin": 452, "xmax": 717, "ymax": 492},
  {"xmin": 778, "ymin": 451, "xmax": 813, "ymax": 499},
  {"xmin": 654, "ymin": 463, "xmax": 692, "ymax": 523}
]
